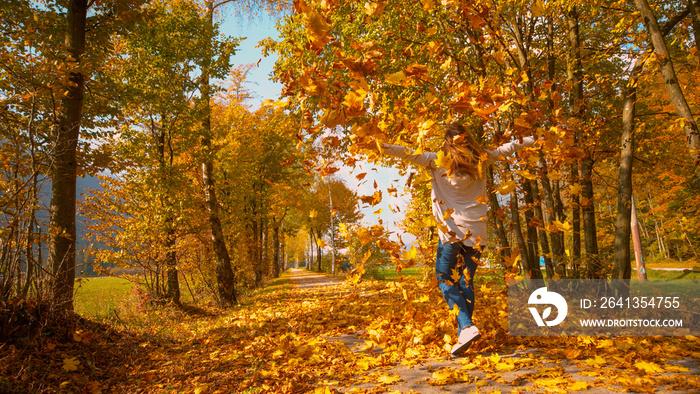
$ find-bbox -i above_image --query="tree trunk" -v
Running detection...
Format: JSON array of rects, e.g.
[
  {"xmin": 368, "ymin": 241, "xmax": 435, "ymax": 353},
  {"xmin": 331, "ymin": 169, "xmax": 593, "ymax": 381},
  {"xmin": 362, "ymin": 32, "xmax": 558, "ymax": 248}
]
[
  {"xmin": 510, "ymin": 189, "xmax": 539, "ymax": 279},
  {"xmin": 487, "ymin": 166, "xmax": 511, "ymax": 264},
  {"xmin": 612, "ymin": 57, "xmax": 642, "ymax": 280},
  {"xmin": 23, "ymin": 97, "xmax": 39, "ymax": 298},
  {"xmin": 251, "ymin": 214, "xmax": 262, "ymax": 286},
  {"xmin": 315, "ymin": 230, "xmax": 323, "ymax": 272},
  {"xmin": 531, "ymin": 180, "xmax": 553, "ymax": 278},
  {"xmin": 612, "ymin": 9, "xmax": 689, "ymax": 279},
  {"xmin": 634, "ymin": 0, "xmax": 700, "ymax": 186},
  {"xmin": 201, "ymin": 4, "xmax": 236, "ymax": 306},
  {"xmin": 567, "ymin": 6, "xmax": 584, "ymax": 272},
  {"xmin": 50, "ymin": 0, "xmax": 88, "ymax": 312},
  {"xmin": 521, "ymin": 177, "xmax": 539, "ymax": 272},
  {"xmin": 259, "ymin": 217, "xmax": 266, "ymax": 283},
  {"xmin": 539, "ymin": 157, "xmax": 566, "ymax": 275},
  {"xmin": 581, "ymin": 158, "xmax": 600, "ymax": 277},
  {"xmin": 273, "ymin": 223, "xmax": 281, "ymax": 278},
  {"xmin": 156, "ymin": 122, "xmax": 180, "ymax": 304},
  {"xmin": 543, "ymin": 16, "xmax": 567, "ymax": 276},
  {"xmin": 165, "ymin": 228, "xmax": 180, "ymax": 302}
]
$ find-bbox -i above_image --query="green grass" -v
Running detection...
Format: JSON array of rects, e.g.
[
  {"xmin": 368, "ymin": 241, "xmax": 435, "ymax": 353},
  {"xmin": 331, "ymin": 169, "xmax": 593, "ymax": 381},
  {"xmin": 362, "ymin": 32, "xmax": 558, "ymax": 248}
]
[
  {"xmin": 644, "ymin": 268, "xmax": 700, "ymax": 280},
  {"xmin": 247, "ymin": 272, "xmax": 293, "ymax": 299},
  {"xmin": 371, "ymin": 266, "xmax": 425, "ymax": 281},
  {"xmin": 372, "ymin": 265, "xmax": 700, "ymax": 283},
  {"xmin": 74, "ymin": 277, "xmax": 137, "ymax": 320}
]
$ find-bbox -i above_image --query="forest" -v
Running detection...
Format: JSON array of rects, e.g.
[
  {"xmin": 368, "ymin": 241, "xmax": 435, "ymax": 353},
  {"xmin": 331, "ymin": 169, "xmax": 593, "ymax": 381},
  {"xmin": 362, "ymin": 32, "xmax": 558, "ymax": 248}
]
[{"xmin": 1, "ymin": 0, "xmax": 699, "ymax": 392}]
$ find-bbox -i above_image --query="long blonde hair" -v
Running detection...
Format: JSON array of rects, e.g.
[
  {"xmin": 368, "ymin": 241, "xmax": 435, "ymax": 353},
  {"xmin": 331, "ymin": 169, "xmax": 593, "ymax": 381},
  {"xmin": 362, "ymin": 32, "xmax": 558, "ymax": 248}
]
[{"xmin": 442, "ymin": 123, "xmax": 485, "ymax": 179}]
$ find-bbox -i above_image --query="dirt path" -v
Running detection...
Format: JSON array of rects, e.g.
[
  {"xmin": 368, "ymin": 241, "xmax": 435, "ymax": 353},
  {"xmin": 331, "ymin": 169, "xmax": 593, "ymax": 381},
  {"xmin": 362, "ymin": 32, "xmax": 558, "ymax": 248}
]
[
  {"xmin": 287, "ymin": 268, "xmax": 345, "ymax": 288},
  {"xmin": 286, "ymin": 269, "xmax": 700, "ymax": 394}
]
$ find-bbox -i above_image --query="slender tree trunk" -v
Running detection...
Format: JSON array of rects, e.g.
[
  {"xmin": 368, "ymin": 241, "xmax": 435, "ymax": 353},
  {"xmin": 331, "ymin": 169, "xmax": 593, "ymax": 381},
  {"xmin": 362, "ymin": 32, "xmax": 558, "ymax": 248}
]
[
  {"xmin": 200, "ymin": 3, "xmax": 237, "ymax": 305},
  {"xmin": 581, "ymin": 158, "xmax": 600, "ymax": 277},
  {"xmin": 23, "ymin": 97, "xmax": 39, "ymax": 298},
  {"xmin": 251, "ymin": 214, "xmax": 262, "ymax": 286},
  {"xmin": 647, "ymin": 193, "xmax": 670, "ymax": 258},
  {"xmin": 634, "ymin": 0, "xmax": 700, "ymax": 186},
  {"xmin": 543, "ymin": 17, "xmax": 567, "ymax": 276},
  {"xmin": 531, "ymin": 180, "xmax": 553, "ymax": 277},
  {"xmin": 567, "ymin": 6, "xmax": 584, "ymax": 272},
  {"xmin": 612, "ymin": 57, "xmax": 643, "ymax": 280},
  {"xmin": 315, "ymin": 230, "xmax": 322, "ymax": 272},
  {"xmin": 50, "ymin": 0, "xmax": 88, "ymax": 311},
  {"xmin": 539, "ymin": 157, "xmax": 566, "ymax": 275},
  {"xmin": 155, "ymin": 123, "xmax": 180, "ymax": 303},
  {"xmin": 273, "ymin": 223, "xmax": 281, "ymax": 278},
  {"xmin": 567, "ymin": 6, "xmax": 583, "ymax": 116},
  {"xmin": 259, "ymin": 217, "xmax": 266, "ymax": 282},
  {"xmin": 487, "ymin": 166, "xmax": 511, "ymax": 265},
  {"xmin": 165, "ymin": 229, "xmax": 180, "ymax": 302},
  {"xmin": 521, "ymin": 177, "xmax": 539, "ymax": 271},
  {"xmin": 510, "ymin": 189, "xmax": 540, "ymax": 279}
]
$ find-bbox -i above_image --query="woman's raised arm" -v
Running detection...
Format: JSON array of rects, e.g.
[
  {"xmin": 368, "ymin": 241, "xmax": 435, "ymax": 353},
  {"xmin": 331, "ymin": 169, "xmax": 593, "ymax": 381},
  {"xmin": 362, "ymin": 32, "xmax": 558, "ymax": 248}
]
[{"xmin": 382, "ymin": 144, "xmax": 437, "ymax": 169}]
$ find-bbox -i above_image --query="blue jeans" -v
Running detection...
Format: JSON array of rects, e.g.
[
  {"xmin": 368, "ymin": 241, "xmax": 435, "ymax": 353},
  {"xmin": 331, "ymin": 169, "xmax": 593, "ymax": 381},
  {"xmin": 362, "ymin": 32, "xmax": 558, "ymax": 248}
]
[{"xmin": 435, "ymin": 240, "xmax": 480, "ymax": 334}]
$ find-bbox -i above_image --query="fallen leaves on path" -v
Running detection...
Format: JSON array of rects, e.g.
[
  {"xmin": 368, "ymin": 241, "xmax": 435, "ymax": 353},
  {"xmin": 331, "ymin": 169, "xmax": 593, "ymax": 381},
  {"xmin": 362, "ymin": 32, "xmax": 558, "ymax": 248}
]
[{"xmin": 2, "ymin": 270, "xmax": 699, "ymax": 393}]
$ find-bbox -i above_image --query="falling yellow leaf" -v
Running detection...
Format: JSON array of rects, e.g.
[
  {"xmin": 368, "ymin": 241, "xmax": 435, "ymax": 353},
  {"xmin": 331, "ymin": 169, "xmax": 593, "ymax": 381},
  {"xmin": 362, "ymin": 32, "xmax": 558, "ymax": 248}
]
[
  {"xmin": 357, "ymin": 227, "xmax": 373, "ymax": 245},
  {"xmin": 442, "ymin": 208, "xmax": 455, "ymax": 221},
  {"xmin": 515, "ymin": 169, "xmax": 537, "ymax": 180},
  {"xmin": 434, "ymin": 150, "xmax": 453, "ymax": 171},
  {"xmin": 402, "ymin": 245, "xmax": 418, "ymax": 260},
  {"xmin": 495, "ymin": 180, "xmax": 516, "ymax": 195},
  {"xmin": 547, "ymin": 170, "xmax": 561, "ymax": 180},
  {"xmin": 359, "ymin": 190, "xmax": 382, "ymax": 206},
  {"xmin": 569, "ymin": 183, "xmax": 582, "ymax": 194}
]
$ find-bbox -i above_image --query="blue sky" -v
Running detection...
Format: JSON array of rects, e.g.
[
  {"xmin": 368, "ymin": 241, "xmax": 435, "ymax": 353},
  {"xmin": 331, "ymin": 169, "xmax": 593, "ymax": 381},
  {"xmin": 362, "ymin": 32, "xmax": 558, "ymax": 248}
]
[
  {"xmin": 219, "ymin": 13, "xmax": 283, "ymax": 108},
  {"xmin": 219, "ymin": 13, "xmax": 415, "ymax": 246}
]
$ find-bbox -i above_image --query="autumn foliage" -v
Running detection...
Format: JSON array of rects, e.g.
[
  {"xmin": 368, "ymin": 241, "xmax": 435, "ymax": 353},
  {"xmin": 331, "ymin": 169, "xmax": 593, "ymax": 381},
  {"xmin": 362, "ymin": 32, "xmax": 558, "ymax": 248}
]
[
  {"xmin": 265, "ymin": 0, "xmax": 700, "ymax": 279},
  {"xmin": 2, "ymin": 0, "xmax": 700, "ymax": 392}
]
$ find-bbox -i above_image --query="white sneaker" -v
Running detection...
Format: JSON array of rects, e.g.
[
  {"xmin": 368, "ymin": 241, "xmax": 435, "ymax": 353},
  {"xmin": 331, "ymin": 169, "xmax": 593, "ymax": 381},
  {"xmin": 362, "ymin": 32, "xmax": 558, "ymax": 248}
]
[{"xmin": 450, "ymin": 326, "xmax": 480, "ymax": 356}]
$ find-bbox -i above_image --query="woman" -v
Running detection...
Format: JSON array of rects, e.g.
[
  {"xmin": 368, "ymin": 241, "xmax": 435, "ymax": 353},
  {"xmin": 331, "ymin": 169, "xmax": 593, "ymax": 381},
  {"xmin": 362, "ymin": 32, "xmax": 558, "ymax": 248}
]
[{"xmin": 382, "ymin": 123, "xmax": 535, "ymax": 356}]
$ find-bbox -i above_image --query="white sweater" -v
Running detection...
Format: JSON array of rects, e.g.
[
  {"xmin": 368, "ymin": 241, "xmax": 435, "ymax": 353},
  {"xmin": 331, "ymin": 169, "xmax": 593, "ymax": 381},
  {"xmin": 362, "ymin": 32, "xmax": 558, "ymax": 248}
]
[{"xmin": 383, "ymin": 137, "xmax": 535, "ymax": 246}]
